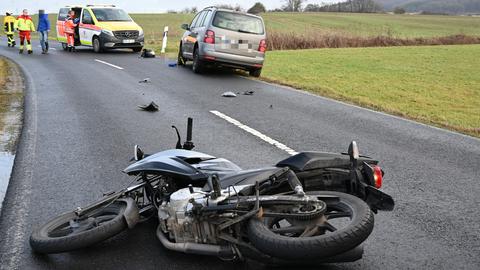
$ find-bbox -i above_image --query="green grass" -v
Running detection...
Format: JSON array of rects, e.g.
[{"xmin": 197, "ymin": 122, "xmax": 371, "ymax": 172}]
[{"xmin": 261, "ymin": 44, "xmax": 480, "ymax": 136}]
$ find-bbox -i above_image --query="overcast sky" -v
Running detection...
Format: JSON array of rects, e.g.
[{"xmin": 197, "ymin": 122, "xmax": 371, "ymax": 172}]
[{"xmin": 1, "ymin": 0, "xmax": 339, "ymax": 14}]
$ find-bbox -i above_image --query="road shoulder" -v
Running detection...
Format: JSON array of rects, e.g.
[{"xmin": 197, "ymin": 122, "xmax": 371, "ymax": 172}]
[{"xmin": 0, "ymin": 56, "xmax": 25, "ymax": 212}]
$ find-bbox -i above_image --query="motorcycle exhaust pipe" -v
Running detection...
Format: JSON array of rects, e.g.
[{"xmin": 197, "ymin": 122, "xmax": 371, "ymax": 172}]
[{"xmin": 156, "ymin": 226, "xmax": 234, "ymax": 257}]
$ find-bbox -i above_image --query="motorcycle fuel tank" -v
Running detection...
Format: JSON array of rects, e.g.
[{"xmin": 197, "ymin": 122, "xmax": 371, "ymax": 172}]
[{"xmin": 123, "ymin": 149, "xmax": 216, "ymax": 182}]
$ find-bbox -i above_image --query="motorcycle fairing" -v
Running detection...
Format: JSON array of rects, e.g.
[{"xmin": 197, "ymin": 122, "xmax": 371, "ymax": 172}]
[
  {"xmin": 123, "ymin": 149, "xmax": 215, "ymax": 182},
  {"xmin": 277, "ymin": 152, "xmax": 378, "ymax": 172}
]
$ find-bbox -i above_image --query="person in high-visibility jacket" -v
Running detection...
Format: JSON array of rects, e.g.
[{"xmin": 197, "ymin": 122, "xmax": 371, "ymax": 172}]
[
  {"xmin": 3, "ymin": 12, "xmax": 16, "ymax": 47},
  {"xmin": 64, "ymin": 10, "xmax": 79, "ymax": 52},
  {"xmin": 14, "ymin": 9, "xmax": 35, "ymax": 54}
]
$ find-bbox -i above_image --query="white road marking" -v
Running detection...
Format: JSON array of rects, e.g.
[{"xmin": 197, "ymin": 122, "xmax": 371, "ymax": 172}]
[
  {"xmin": 94, "ymin": 59, "xmax": 124, "ymax": 70},
  {"xmin": 210, "ymin": 110, "xmax": 298, "ymax": 156}
]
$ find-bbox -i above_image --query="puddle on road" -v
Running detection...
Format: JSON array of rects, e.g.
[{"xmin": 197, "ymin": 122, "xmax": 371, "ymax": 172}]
[{"xmin": 0, "ymin": 152, "xmax": 15, "ymax": 213}]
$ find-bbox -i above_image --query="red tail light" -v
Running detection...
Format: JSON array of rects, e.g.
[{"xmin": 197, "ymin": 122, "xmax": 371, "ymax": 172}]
[
  {"xmin": 204, "ymin": 30, "xmax": 215, "ymax": 44},
  {"xmin": 373, "ymin": 166, "xmax": 383, "ymax": 189},
  {"xmin": 258, "ymin": 39, "xmax": 267, "ymax": 53}
]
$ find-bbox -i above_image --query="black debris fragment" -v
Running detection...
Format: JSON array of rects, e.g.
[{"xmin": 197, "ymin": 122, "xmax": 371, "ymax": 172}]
[
  {"xmin": 243, "ymin": 91, "xmax": 255, "ymax": 96},
  {"xmin": 138, "ymin": 101, "xmax": 159, "ymax": 112},
  {"xmin": 139, "ymin": 78, "xmax": 151, "ymax": 83},
  {"xmin": 141, "ymin": 49, "xmax": 156, "ymax": 58},
  {"xmin": 269, "ymin": 104, "xmax": 273, "ymax": 109},
  {"xmin": 168, "ymin": 63, "xmax": 177, "ymax": 67}
]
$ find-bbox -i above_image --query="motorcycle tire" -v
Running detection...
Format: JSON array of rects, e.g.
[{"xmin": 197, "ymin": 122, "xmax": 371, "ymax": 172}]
[
  {"xmin": 247, "ymin": 191, "xmax": 374, "ymax": 260},
  {"xmin": 30, "ymin": 199, "xmax": 130, "ymax": 254}
]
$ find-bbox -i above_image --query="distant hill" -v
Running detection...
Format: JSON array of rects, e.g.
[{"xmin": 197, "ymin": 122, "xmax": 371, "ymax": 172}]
[{"xmin": 376, "ymin": 0, "xmax": 480, "ymax": 14}]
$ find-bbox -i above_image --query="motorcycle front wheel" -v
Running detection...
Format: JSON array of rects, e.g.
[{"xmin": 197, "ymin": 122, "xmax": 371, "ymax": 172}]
[
  {"xmin": 247, "ymin": 191, "xmax": 374, "ymax": 260},
  {"xmin": 30, "ymin": 199, "xmax": 132, "ymax": 254}
]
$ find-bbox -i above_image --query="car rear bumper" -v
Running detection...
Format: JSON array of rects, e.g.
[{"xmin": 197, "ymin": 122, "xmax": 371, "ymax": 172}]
[{"xmin": 200, "ymin": 45, "xmax": 264, "ymax": 70}]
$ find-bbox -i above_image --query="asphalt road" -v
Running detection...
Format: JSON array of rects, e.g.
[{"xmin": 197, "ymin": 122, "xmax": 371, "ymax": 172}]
[{"xmin": 0, "ymin": 40, "xmax": 479, "ymax": 270}]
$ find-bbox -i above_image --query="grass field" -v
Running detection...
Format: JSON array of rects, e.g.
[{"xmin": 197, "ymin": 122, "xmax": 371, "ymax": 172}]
[{"xmin": 262, "ymin": 44, "xmax": 480, "ymax": 136}]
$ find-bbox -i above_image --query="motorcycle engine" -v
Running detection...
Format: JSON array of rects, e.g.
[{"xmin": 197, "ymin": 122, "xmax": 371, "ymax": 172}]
[{"xmin": 158, "ymin": 187, "xmax": 220, "ymax": 245}]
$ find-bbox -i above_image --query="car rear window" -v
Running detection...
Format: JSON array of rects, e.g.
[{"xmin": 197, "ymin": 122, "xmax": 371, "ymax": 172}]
[
  {"xmin": 92, "ymin": 8, "xmax": 132, "ymax": 22},
  {"xmin": 212, "ymin": 11, "xmax": 264, "ymax": 35}
]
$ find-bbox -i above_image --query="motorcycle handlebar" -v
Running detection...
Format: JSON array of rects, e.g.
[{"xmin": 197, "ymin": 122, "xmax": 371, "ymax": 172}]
[{"xmin": 187, "ymin": 118, "xmax": 193, "ymax": 142}]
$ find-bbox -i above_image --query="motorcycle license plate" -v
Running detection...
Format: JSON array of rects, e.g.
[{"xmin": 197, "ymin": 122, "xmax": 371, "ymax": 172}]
[{"xmin": 123, "ymin": 39, "xmax": 135, "ymax": 44}]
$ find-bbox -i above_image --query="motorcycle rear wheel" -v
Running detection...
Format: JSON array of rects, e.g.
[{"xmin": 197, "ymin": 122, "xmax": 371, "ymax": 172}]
[
  {"xmin": 30, "ymin": 199, "xmax": 129, "ymax": 254},
  {"xmin": 247, "ymin": 191, "xmax": 374, "ymax": 260}
]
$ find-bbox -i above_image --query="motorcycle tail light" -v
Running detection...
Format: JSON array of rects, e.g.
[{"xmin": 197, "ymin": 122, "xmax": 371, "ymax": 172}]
[
  {"xmin": 204, "ymin": 30, "xmax": 215, "ymax": 44},
  {"xmin": 373, "ymin": 165, "xmax": 383, "ymax": 189}
]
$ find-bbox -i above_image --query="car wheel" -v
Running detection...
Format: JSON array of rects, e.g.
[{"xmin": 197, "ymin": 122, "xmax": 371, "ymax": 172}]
[
  {"xmin": 93, "ymin": 37, "xmax": 103, "ymax": 53},
  {"xmin": 250, "ymin": 68, "xmax": 262, "ymax": 78},
  {"xmin": 192, "ymin": 48, "xmax": 204, "ymax": 74},
  {"xmin": 132, "ymin": 47, "xmax": 142, "ymax": 53}
]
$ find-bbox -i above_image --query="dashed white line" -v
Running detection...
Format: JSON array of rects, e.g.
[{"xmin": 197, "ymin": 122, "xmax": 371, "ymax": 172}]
[
  {"xmin": 210, "ymin": 110, "xmax": 298, "ymax": 156},
  {"xmin": 94, "ymin": 59, "xmax": 124, "ymax": 70}
]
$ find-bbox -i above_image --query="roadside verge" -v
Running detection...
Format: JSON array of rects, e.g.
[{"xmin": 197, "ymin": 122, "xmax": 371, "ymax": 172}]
[{"xmin": 0, "ymin": 57, "xmax": 24, "ymax": 213}]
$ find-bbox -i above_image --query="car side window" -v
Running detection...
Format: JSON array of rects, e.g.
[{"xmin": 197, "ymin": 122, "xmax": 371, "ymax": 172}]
[
  {"xmin": 200, "ymin": 10, "xmax": 212, "ymax": 27},
  {"xmin": 190, "ymin": 12, "xmax": 201, "ymax": 29},
  {"xmin": 196, "ymin": 11, "xmax": 208, "ymax": 28},
  {"xmin": 82, "ymin": 10, "xmax": 94, "ymax": 24}
]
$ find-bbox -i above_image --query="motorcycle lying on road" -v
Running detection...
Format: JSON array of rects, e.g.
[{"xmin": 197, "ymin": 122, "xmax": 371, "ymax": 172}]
[{"xmin": 30, "ymin": 118, "xmax": 394, "ymax": 264}]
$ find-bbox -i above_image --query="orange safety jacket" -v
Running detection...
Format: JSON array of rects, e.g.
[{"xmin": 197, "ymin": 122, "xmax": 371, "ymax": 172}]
[{"xmin": 64, "ymin": 17, "xmax": 77, "ymax": 34}]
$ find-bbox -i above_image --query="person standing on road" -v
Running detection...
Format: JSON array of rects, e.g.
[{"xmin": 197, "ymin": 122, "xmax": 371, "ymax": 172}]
[
  {"xmin": 14, "ymin": 9, "xmax": 35, "ymax": 54},
  {"xmin": 3, "ymin": 11, "xmax": 16, "ymax": 47},
  {"xmin": 64, "ymin": 10, "xmax": 79, "ymax": 52},
  {"xmin": 37, "ymin": 9, "xmax": 50, "ymax": 54}
]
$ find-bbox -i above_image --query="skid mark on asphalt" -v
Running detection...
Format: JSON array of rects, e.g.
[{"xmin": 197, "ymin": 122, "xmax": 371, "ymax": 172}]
[
  {"xmin": 210, "ymin": 110, "xmax": 298, "ymax": 156},
  {"xmin": 94, "ymin": 59, "xmax": 124, "ymax": 70}
]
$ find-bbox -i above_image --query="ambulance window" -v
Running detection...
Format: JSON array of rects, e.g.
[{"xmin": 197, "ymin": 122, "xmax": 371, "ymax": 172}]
[
  {"xmin": 82, "ymin": 10, "xmax": 94, "ymax": 24},
  {"xmin": 58, "ymin": 8, "xmax": 69, "ymax": 20}
]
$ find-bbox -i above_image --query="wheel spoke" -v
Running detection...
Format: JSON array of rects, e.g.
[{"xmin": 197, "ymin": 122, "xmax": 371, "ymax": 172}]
[{"xmin": 319, "ymin": 221, "xmax": 338, "ymax": 232}]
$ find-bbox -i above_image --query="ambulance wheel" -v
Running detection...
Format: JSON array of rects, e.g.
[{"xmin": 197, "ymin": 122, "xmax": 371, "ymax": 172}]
[
  {"xmin": 93, "ymin": 37, "xmax": 103, "ymax": 53},
  {"xmin": 62, "ymin": 43, "xmax": 68, "ymax": 51}
]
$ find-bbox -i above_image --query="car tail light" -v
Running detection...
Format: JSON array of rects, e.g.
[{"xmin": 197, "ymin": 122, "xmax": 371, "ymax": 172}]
[
  {"xmin": 258, "ymin": 39, "xmax": 267, "ymax": 53},
  {"xmin": 373, "ymin": 166, "xmax": 383, "ymax": 189},
  {"xmin": 204, "ymin": 30, "xmax": 215, "ymax": 44}
]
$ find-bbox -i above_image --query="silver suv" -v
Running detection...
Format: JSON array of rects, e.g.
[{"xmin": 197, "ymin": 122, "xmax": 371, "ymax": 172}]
[{"xmin": 178, "ymin": 7, "xmax": 267, "ymax": 77}]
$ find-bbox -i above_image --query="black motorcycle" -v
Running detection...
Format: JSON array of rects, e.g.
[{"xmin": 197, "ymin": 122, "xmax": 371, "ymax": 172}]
[{"xmin": 30, "ymin": 118, "xmax": 394, "ymax": 264}]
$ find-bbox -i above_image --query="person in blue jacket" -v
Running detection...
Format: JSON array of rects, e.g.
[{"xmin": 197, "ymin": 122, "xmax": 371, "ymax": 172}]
[{"xmin": 37, "ymin": 9, "xmax": 50, "ymax": 54}]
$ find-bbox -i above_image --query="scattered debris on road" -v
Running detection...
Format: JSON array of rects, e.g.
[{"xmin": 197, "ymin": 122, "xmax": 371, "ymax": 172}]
[
  {"xmin": 168, "ymin": 63, "xmax": 177, "ymax": 67},
  {"xmin": 243, "ymin": 91, "xmax": 255, "ymax": 96},
  {"xmin": 269, "ymin": 104, "xmax": 273, "ymax": 109},
  {"xmin": 140, "ymin": 49, "xmax": 156, "ymax": 58},
  {"xmin": 222, "ymin": 91, "xmax": 237, "ymax": 98},
  {"xmin": 139, "ymin": 78, "xmax": 151, "ymax": 83},
  {"xmin": 138, "ymin": 101, "xmax": 159, "ymax": 112}
]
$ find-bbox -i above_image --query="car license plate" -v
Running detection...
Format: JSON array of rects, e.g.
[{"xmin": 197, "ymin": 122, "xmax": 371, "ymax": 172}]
[{"xmin": 123, "ymin": 39, "xmax": 135, "ymax": 44}]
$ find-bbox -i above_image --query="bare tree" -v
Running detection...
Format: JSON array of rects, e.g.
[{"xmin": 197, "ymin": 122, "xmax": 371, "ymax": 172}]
[{"xmin": 283, "ymin": 0, "xmax": 307, "ymax": 12}]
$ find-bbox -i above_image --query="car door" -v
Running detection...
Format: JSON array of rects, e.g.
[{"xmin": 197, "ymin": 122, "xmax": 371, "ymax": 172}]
[
  {"xmin": 79, "ymin": 9, "xmax": 97, "ymax": 46},
  {"xmin": 56, "ymin": 8, "xmax": 69, "ymax": 42},
  {"xmin": 183, "ymin": 11, "xmax": 204, "ymax": 57}
]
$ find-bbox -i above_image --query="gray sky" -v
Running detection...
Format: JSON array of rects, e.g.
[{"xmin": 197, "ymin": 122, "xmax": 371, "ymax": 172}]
[{"xmin": 1, "ymin": 0, "xmax": 338, "ymax": 14}]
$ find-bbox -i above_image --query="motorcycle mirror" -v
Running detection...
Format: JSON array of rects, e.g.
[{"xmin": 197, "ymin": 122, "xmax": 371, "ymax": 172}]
[
  {"xmin": 134, "ymin": 145, "xmax": 144, "ymax": 161},
  {"xmin": 348, "ymin": 141, "xmax": 360, "ymax": 161},
  {"xmin": 171, "ymin": 125, "xmax": 182, "ymax": 149}
]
